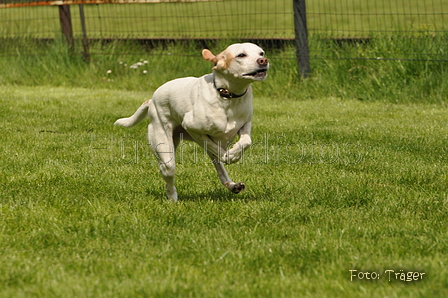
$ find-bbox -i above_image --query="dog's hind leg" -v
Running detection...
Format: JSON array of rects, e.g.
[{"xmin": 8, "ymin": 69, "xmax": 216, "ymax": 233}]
[
  {"xmin": 209, "ymin": 153, "xmax": 245, "ymax": 194},
  {"xmin": 148, "ymin": 121, "xmax": 178, "ymax": 202}
]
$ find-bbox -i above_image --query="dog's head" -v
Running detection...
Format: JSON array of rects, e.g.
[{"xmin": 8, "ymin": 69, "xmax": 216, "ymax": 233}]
[{"xmin": 202, "ymin": 43, "xmax": 269, "ymax": 82}]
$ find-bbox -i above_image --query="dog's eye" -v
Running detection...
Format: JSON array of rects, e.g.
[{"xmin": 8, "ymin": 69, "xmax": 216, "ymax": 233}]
[
  {"xmin": 260, "ymin": 52, "xmax": 265, "ymax": 56},
  {"xmin": 237, "ymin": 53, "xmax": 247, "ymax": 58}
]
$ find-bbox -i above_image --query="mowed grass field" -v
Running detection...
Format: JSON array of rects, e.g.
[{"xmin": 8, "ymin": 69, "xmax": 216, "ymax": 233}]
[
  {"xmin": 1, "ymin": 85, "xmax": 447, "ymax": 297},
  {"xmin": 0, "ymin": 40, "xmax": 448, "ymax": 296}
]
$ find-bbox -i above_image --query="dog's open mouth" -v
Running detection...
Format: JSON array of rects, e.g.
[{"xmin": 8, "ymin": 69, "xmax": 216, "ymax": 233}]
[{"xmin": 243, "ymin": 69, "xmax": 268, "ymax": 78}]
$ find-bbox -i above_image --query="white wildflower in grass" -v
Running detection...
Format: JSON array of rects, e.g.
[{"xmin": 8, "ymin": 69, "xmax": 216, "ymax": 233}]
[
  {"xmin": 130, "ymin": 62, "xmax": 144, "ymax": 69},
  {"xmin": 106, "ymin": 70, "xmax": 112, "ymax": 74},
  {"xmin": 143, "ymin": 60, "xmax": 148, "ymax": 64},
  {"xmin": 143, "ymin": 70, "xmax": 148, "ymax": 74}
]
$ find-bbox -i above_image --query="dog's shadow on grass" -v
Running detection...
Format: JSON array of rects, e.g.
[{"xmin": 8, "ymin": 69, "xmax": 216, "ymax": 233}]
[{"xmin": 145, "ymin": 188, "xmax": 259, "ymax": 202}]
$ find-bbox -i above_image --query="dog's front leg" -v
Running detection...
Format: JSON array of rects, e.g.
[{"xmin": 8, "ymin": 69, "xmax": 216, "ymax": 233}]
[
  {"xmin": 223, "ymin": 122, "xmax": 252, "ymax": 164},
  {"xmin": 208, "ymin": 152, "xmax": 246, "ymax": 194},
  {"xmin": 186, "ymin": 132, "xmax": 246, "ymax": 194},
  {"xmin": 185, "ymin": 131, "xmax": 225, "ymax": 162}
]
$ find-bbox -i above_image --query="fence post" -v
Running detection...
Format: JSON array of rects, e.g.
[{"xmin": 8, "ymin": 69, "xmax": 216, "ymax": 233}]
[
  {"xmin": 79, "ymin": 4, "xmax": 90, "ymax": 62},
  {"xmin": 58, "ymin": 5, "xmax": 74, "ymax": 53},
  {"xmin": 293, "ymin": 0, "xmax": 311, "ymax": 78}
]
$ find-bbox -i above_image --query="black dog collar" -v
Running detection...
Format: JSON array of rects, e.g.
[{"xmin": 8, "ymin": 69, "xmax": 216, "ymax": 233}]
[
  {"xmin": 217, "ymin": 87, "xmax": 247, "ymax": 99},
  {"xmin": 213, "ymin": 77, "xmax": 247, "ymax": 99}
]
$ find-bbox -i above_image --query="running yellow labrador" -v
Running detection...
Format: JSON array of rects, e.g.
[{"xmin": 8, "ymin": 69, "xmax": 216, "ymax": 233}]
[{"xmin": 115, "ymin": 43, "xmax": 269, "ymax": 201}]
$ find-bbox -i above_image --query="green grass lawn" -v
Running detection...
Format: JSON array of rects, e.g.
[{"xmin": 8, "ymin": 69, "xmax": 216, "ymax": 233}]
[{"xmin": 1, "ymin": 83, "xmax": 447, "ymax": 297}]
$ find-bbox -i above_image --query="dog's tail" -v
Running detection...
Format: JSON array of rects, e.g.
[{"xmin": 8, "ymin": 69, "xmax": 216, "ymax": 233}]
[{"xmin": 114, "ymin": 99, "xmax": 151, "ymax": 128}]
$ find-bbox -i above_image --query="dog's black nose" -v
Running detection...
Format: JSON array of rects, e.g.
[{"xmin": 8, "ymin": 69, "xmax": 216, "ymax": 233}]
[{"xmin": 257, "ymin": 57, "xmax": 268, "ymax": 66}]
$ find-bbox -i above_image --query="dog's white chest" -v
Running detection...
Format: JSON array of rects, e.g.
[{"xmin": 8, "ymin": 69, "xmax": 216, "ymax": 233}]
[
  {"xmin": 182, "ymin": 107, "xmax": 246, "ymax": 138},
  {"xmin": 225, "ymin": 120, "xmax": 238, "ymax": 134}
]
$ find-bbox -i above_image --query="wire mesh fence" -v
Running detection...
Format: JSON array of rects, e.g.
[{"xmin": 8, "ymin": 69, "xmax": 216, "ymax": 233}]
[
  {"xmin": 308, "ymin": 0, "xmax": 448, "ymax": 37},
  {"xmin": 0, "ymin": 0, "xmax": 447, "ymax": 61},
  {"xmin": 0, "ymin": 0, "xmax": 293, "ymax": 39}
]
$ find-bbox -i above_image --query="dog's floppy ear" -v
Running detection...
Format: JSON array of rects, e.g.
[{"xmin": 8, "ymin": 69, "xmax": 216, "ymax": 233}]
[
  {"xmin": 215, "ymin": 55, "xmax": 228, "ymax": 70},
  {"xmin": 203, "ymin": 49, "xmax": 230, "ymax": 71},
  {"xmin": 202, "ymin": 49, "xmax": 217, "ymax": 65}
]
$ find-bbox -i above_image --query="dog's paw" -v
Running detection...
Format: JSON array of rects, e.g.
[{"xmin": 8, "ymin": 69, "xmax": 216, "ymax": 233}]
[
  {"xmin": 222, "ymin": 150, "xmax": 242, "ymax": 164},
  {"xmin": 230, "ymin": 182, "xmax": 245, "ymax": 194},
  {"xmin": 224, "ymin": 181, "xmax": 246, "ymax": 194}
]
